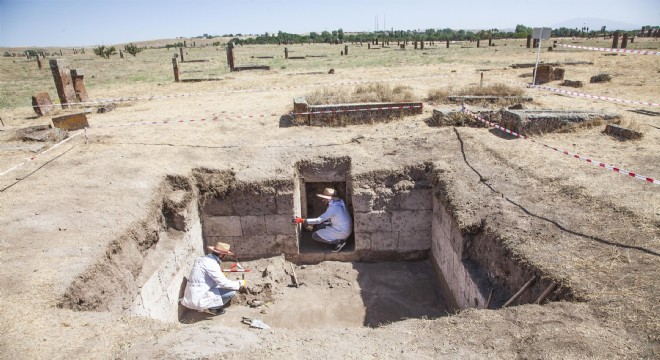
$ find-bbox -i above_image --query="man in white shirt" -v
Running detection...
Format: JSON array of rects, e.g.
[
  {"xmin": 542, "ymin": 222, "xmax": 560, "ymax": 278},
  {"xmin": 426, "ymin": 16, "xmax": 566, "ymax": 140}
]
[
  {"xmin": 180, "ymin": 242, "xmax": 246, "ymax": 315},
  {"xmin": 293, "ymin": 188, "xmax": 353, "ymax": 252}
]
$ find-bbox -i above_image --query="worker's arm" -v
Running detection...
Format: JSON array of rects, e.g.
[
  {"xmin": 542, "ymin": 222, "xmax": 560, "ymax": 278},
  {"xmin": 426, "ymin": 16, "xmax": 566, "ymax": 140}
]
[
  {"xmin": 305, "ymin": 206, "xmax": 335, "ymax": 225},
  {"xmin": 205, "ymin": 259, "xmax": 242, "ymax": 290}
]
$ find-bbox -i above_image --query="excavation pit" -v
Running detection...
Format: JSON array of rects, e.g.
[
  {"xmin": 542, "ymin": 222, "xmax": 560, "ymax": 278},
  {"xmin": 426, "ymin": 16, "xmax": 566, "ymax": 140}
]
[{"xmin": 59, "ymin": 162, "xmax": 573, "ymax": 328}]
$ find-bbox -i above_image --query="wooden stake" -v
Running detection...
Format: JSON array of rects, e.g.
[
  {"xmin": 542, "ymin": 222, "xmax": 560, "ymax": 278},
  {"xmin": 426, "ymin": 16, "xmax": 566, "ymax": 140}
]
[
  {"xmin": 535, "ymin": 282, "xmax": 557, "ymax": 304},
  {"xmin": 503, "ymin": 275, "xmax": 537, "ymax": 307},
  {"xmin": 485, "ymin": 289, "xmax": 494, "ymax": 309},
  {"xmin": 289, "ymin": 263, "xmax": 299, "ymax": 288}
]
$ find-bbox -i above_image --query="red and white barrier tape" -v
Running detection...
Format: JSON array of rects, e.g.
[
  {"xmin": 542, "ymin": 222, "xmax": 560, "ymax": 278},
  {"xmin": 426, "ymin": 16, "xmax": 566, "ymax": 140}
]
[
  {"xmin": 528, "ymin": 84, "xmax": 660, "ymax": 107},
  {"xmin": 0, "ymin": 130, "xmax": 84, "ymax": 178},
  {"xmin": 461, "ymin": 107, "xmax": 659, "ymax": 185},
  {"xmin": 556, "ymin": 43, "xmax": 660, "ymax": 55},
  {"xmin": 54, "ymin": 73, "xmax": 459, "ymax": 108},
  {"xmin": 92, "ymin": 113, "xmax": 277, "ymax": 128},
  {"xmin": 293, "ymin": 104, "xmax": 422, "ymax": 115}
]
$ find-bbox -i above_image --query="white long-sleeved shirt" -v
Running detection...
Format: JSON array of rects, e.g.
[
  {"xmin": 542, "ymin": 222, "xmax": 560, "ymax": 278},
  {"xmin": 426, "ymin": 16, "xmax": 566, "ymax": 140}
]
[
  {"xmin": 306, "ymin": 199, "xmax": 352, "ymax": 241},
  {"xmin": 180, "ymin": 253, "xmax": 241, "ymax": 311}
]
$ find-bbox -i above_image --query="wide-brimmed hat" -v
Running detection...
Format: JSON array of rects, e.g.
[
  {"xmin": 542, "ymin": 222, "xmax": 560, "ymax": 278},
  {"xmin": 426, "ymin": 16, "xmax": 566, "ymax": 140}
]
[
  {"xmin": 207, "ymin": 241, "xmax": 234, "ymax": 255},
  {"xmin": 316, "ymin": 188, "xmax": 339, "ymax": 200}
]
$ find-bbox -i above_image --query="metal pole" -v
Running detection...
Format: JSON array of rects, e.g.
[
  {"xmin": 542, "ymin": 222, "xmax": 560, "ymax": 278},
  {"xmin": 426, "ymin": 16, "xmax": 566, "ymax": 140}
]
[{"xmin": 532, "ymin": 28, "xmax": 544, "ymax": 86}]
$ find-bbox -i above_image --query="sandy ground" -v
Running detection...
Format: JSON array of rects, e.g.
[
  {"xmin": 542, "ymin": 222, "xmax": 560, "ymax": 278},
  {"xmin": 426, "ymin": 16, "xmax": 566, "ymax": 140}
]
[{"xmin": 0, "ymin": 38, "xmax": 658, "ymax": 359}]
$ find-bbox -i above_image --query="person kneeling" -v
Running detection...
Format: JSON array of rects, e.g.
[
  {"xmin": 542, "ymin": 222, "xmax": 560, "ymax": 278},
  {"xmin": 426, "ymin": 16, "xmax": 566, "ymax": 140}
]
[
  {"xmin": 293, "ymin": 188, "xmax": 353, "ymax": 252},
  {"xmin": 180, "ymin": 242, "xmax": 246, "ymax": 315}
]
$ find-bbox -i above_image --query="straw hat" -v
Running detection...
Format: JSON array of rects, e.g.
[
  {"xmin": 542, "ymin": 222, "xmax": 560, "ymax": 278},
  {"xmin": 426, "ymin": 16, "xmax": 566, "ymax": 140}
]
[
  {"xmin": 316, "ymin": 188, "xmax": 339, "ymax": 200},
  {"xmin": 207, "ymin": 241, "xmax": 234, "ymax": 255}
]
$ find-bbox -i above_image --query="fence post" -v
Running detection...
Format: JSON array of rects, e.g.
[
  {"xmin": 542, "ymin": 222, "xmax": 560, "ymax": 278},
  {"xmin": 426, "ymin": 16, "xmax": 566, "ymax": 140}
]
[
  {"xmin": 172, "ymin": 57, "xmax": 179, "ymax": 82},
  {"xmin": 612, "ymin": 31, "xmax": 620, "ymax": 48},
  {"xmin": 226, "ymin": 42, "xmax": 235, "ymax": 71}
]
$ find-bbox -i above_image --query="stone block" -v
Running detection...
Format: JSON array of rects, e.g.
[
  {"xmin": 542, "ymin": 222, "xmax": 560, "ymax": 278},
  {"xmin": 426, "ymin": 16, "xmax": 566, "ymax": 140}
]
[
  {"xmin": 397, "ymin": 189, "xmax": 433, "ymax": 210},
  {"xmin": 604, "ymin": 124, "xmax": 643, "ymax": 140},
  {"xmin": 31, "ymin": 92, "xmax": 54, "ymax": 117},
  {"xmin": 352, "ymin": 188, "xmax": 375, "ymax": 212},
  {"xmin": 203, "ymin": 216, "xmax": 242, "ymax": 237},
  {"xmin": 51, "ymin": 113, "xmax": 89, "ymax": 130},
  {"xmin": 201, "ymin": 197, "xmax": 233, "ymax": 216},
  {"xmin": 275, "ymin": 235, "xmax": 298, "ymax": 254},
  {"xmin": 275, "ymin": 190, "xmax": 294, "ymax": 215},
  {"xmin": 370, "ymin": 231, "xmax": 398, "ymax": 251},
  {"xmin": 532, "ymin": 65, "xmax": 552, "ymax": 84},
  {"xmin": 391, "ymin": 210, "xmax": 432, "ymax": 231},
  {"xmin": 70, "ymin": 69, "xmax": 89, "ymax": 102},
  {"xmin": 398, "ymin": 229, "xmax": 432, "ymax": 251},
  {"xmin": 49, "ymin": 59, "xmax": 77, "ymax": 107},
  {"xmin": 354, "ymin": 211, "xmax": 392, "ymax": 233},
  {"xmin": 232, "ymin": 235, "xmax": 278, "ymax": 259},
  {"xmin": 354, "ymin": 232, "xmax": 370, "ymax": 251},
  {"xmin": 240, "ymin": 215, "xmax": 266, "ymax": 236},
  {"xmin": 264, "ymin": 214, "xmax": 294, "ymax": 235},
  {"xmin": 231, "ymin": 187, "xmax": 277, "ymax": 215}
]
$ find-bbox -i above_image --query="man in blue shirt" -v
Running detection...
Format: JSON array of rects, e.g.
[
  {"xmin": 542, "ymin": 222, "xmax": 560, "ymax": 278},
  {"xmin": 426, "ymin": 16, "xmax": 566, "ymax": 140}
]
[{"xmin": 293, "ymin": 188, "xmax": 353, "ymax": 252}]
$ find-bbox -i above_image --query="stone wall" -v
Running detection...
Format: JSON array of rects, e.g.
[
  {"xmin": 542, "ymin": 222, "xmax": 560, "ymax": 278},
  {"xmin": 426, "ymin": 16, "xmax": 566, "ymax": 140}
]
[
  {"xmin": 199, "ymin": 181, "xmax": 297, "ymax": 260},
  {"xmin": 430, "ymin": 198, "xmax": 487, "ymax": 309},
  {"xmin": 352, "ymin": 166, "xmax": 433, "ymax": 260}
]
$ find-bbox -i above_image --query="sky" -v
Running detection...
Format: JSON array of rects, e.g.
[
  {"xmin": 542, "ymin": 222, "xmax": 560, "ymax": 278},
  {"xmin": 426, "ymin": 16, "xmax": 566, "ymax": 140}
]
[{"xmin": 1, "ymin": 0, "xmax": 658, "ymax": 47}]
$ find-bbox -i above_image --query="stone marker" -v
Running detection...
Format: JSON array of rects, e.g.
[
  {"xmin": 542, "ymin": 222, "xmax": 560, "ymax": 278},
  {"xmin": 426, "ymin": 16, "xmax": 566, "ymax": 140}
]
[
  {"xmin": 226, "ymin": 43, "xmax": 235, "ymax": 71},
  {"xmin": 172, "ymin": 57, "xmax": 179, "ymax": 82},
  {"xmin": 70, "ymin": 69, "xmax": 89, "ymax": 102},
  {"xmin": 621, "ymin": 33, "xmax": 628, "ymax": 48},
  {"xmin": 32, "ymin": 92, "xmax": 54, "ymax": 116},
  {"xmin": 179, "ymin": 47, "xmax": 184, "ymax": 62},
  {"xmin": 52, "ymin": 113, "xmax": 89, "ymax": 130},
  {"xmin": 605, "ymin": 124, "xmax": 642, "ymax": 140},
  {"xmin": 344, "ymin": 45, "xmax": 348, "ymax": 56},
  {"xmin": 49, "ymin": 59, "xmax": 77, "ymax": 108},
  {"xmin": 562, "ymin": 80, "xmax": 583, "ymax": 88},
  {"xmin": 612, "ymin": 31, "xmax": 620, "ymax": 48}
]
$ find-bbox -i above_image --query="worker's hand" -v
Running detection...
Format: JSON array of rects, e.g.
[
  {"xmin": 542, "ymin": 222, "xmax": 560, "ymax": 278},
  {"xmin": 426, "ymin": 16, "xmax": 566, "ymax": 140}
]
[
  {"xmin": 239, "ymin": 279, "xmax": 247, "ymax": 289},
  {"xmin": 292, "ymin": 217, "xmax": 305, "ymax": 224}
]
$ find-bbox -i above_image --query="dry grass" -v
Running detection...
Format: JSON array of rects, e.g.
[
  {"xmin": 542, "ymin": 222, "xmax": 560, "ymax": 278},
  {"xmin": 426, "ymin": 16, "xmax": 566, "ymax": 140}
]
[
  {"xmin": 456, "ymin": 83, "xmax": 524, "ymax": 97},
  {"xmin": 426, "ymin": 83, "xmax": 525, "ymax": 106},
  {"xmin": 305, "ymin": 83, "xmax": 417, "ymax": 105}
]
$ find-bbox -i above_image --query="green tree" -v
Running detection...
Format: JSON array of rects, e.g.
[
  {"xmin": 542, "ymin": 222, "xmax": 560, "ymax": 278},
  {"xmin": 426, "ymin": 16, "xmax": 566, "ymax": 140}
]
[
  {"xmin": 93, "ymin": 45, "xmax": 117, "ymax": 59},
  {"xmin": 124, "ymin": 43, "xmax": 143, "ymax": 57}
]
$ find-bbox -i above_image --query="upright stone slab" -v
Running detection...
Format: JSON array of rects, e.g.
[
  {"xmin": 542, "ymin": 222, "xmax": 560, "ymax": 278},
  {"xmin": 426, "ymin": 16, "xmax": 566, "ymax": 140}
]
[
  {"xmin": 49, "ymin": 59, "xmax": 77, "ymax": 108},
  {"xmin": 31, "ymin": 92, "xmax": 54, "ymax": 117},
  {"xmin": 52, "ymin": 113, "xmax": 89, "ymax": 130},
  {"xmin": 70, "ymin": 69, "xmax": 89, "ymax": 102},
  {"xmin": 226, "ymin": 43, "xmax": 235, "ymax": 71},
  {"xmin": 532, "ymin": 65, "xmax": 553, "ymax": 84}
]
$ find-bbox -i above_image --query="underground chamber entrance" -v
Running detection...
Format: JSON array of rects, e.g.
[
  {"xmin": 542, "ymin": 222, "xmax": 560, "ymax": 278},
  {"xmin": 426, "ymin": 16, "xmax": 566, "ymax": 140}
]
[{"xmin": 58, "ymin": 167, "xmax": 573, "ymax": 328}]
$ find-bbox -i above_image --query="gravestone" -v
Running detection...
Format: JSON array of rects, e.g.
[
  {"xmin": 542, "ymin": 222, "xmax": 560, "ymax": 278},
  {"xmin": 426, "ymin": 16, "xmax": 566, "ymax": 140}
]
[
  {"xmin": 49, "ymin": 59, "xmax": 77, "ymax": 108},
  {"xmin": 31, "ymin": 92, "xmax": 54, "ymax": 116},
  {"xmin": 70, "ymin": 69, "xmax": 89, "ymax": 102}
]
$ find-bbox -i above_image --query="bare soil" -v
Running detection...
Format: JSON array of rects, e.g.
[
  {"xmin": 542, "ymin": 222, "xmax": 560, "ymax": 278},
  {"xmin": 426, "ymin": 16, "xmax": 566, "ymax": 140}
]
[{"xmin": 0, "ymin": 38, "xmax": 658, "ymax": 359}]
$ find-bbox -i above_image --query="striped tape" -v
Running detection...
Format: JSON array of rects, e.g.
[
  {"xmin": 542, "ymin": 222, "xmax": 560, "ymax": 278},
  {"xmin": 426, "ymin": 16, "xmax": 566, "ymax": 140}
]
[
  {"xmin": 556, "ymin": 43, "xmax": 660, "ymax": 55},
  {"xmin": 48, "ymin": 73, "xmax": 459, "ymax": 108},
  {"xmin": 460, "ymin": 107, "xmax": 659, "ymax": 185},
  {"xmin": 528, "ymin": 84, "xmax": 660, "ymax": 107},
  {"xmin": 0, "ymin": 130, "xmax": 84, "ymax": 178},
  {"xmin": 293, "ymin": 104, "xmax": 422, "ymax": 115}
]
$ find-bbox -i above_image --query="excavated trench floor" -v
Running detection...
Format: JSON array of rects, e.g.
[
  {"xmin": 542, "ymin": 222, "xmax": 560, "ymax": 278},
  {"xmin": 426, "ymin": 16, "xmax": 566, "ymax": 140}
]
[{"xmin": 178, "ymin": 258, "xmax": 448, "ymax": 328}]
